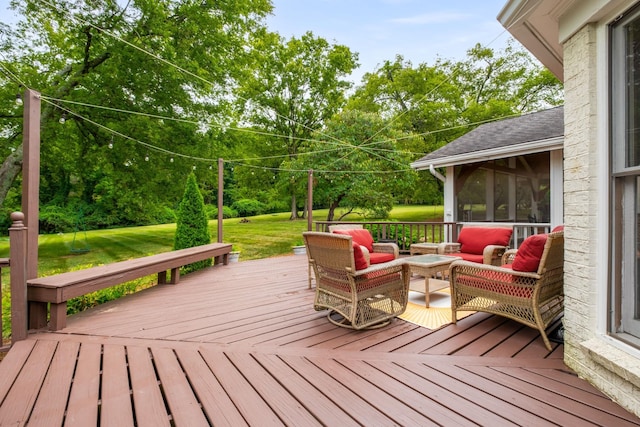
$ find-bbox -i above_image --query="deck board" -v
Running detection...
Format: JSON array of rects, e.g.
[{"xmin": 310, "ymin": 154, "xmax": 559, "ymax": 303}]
[
  {"xmin": 64, "ymin": 343, "xmax": 101, "ymax": 426},
  {"xmin": 27, "ymin": 341, "xmax": 79, "ymax": 427},
  {"xmin": 127, "ymin": 346, "xmax": 172, "ymax": 427},
  {"xmin": 0, "ymin": 255, "xmax": 638, "ymax": 426}
]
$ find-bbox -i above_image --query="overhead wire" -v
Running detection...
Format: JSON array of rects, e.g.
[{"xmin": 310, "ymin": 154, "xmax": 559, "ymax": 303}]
[
  {"xmin": 4, "ymin": 0, "xmax": 550, "ymax": 175},
  {"xmin": 37, "ymin": 0, "xmax": 363, "ymax": 155}
]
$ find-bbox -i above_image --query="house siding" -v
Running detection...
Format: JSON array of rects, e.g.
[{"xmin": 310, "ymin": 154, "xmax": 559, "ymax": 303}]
[{"xmin": 563, "ymin": 23, "xmax": 640, "ymax": 417}]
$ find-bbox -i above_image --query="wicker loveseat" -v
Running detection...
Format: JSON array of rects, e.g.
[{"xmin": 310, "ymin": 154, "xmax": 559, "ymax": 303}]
[
  {"xmin": 449, "ymin": 230, "xmax": 564, "ymax": 350},
  {"xmin": 303, "ymin": 231, "xmax": 409, "ymax": 330}
]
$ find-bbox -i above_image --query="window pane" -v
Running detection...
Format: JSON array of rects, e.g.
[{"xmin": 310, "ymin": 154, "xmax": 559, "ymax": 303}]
[
  {"xmin": 620, "ymin": 176, "xmax": 640, "ymax": 338},
  {"xmin": 634, "ymin": 177, "xmax": 640, "ymax": 320},
  {"xmin": 457, "ymin": 168, "xmax": 486, "ymax": 221},
  {"xmin": 494, "ymin": 172, "xmax": 510, "ymax": 221},
  {"xmin": 626, "ymin": 20, "xmax": 640, "ymax": 167}
]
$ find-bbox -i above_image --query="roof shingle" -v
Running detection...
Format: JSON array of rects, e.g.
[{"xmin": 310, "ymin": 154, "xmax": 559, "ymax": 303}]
[{"xmin": 413, "ymin": 105, "xmax": 563, "ymax": 165}]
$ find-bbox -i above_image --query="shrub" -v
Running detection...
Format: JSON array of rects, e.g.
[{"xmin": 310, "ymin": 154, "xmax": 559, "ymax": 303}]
[
  {"xmin": 231, "ymin": 198, "xmax": 267, "ymax": 217},
  {"xmin": 150, "ymin": 206, "xmax": 176, "ymax": 224},
  {"xmin": 174, "ymin": 173, "xmax": 211, "ymax": 273},
  {"xmin": 205, "ymin": 205, "xmax": 238, "ymax": 219},
  {"xmin": 39, "ymin": 205, "xmax": 75, "ymax": 234}
]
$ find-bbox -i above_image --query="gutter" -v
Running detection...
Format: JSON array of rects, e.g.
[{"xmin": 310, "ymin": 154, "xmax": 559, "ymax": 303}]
[{"xmin": 429, "ymin": 164, "xmax": 446, "ymax": 183}]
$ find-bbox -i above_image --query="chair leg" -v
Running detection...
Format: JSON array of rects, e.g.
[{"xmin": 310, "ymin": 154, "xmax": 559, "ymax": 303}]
[{"xmin": 326, "ymin": 310, "xmax": 392, "ymax": 330}]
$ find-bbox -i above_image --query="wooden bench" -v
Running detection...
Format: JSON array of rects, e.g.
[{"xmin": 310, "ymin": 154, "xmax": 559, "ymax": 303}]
[{"xmin": 26, "ymin": 243, "xmax": 233, "ymax": 331}]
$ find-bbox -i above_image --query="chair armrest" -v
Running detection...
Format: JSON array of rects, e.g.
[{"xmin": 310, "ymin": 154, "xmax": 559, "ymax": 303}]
[
  {"xmin": 450, "ymin": 259, "xmax": 540, "ymax": 280},
  {"xmin": 502, "ymin": 249, "xmax": 518, "ymax": 265},
  {"xmin": 359, "ymin": 245, "xmax": 371, "ymax": 266},
  {"xmin": 482, "ymin": 245, "xmax": 508, "ymax": 265},
  {"xmin": 372, "ymin": 242, "xmax": 399, "ymax": 258},
  {"xmin": 437, "ymin": 242, "xmax": 460, "ymax": 254}
]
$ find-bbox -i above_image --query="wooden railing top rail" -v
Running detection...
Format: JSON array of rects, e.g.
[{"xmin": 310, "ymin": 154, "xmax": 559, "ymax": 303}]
[{"xmin": 313, "ymin": 221, "xmax": 552, "ymax": 252}]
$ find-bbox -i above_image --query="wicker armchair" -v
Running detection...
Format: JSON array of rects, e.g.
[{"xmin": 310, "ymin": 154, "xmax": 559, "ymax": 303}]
[
  {"xmin": 449, "ymin": 231, "xmax": 564, "ymax": 350},
  {"xmin": 328, "ymin": 224, "xmax": 399, "ymax": 262},
  {"xmin": 439, "ymin": 226, "xmax": 513, "ymax": 265},
  {"xmin": 303, "ymin": 231, "xmax": 410, "ymax": 330}
]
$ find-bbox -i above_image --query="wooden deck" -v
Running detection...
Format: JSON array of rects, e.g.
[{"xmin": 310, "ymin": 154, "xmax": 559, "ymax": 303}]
[{"xmin": 0, "ymin": 255, "xmax": 639, "ymax": 426}]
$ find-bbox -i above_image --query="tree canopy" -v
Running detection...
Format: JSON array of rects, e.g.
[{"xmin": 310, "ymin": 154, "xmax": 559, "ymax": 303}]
[{"xmin": 0, "ymin": 1, "xmax": 564, "ymax": 233}]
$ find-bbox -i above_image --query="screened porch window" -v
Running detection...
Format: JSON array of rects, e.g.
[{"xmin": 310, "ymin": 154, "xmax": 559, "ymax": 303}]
[{"xmin": 455, "ymin": 152, "xmax": 550, "ymax": 223}]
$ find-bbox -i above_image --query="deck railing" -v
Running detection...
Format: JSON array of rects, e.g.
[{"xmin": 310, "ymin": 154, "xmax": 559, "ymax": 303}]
[
  {"xmin": 314, "ymin": 220, "xmax": 552, "ymax": 253},
  {"xmin": 0, "ymin": 257, "xmax": 9, "ymax": 349},
  {"xmin": 2, "ymin": 216, "xmax": 552, "ymax": 349}
]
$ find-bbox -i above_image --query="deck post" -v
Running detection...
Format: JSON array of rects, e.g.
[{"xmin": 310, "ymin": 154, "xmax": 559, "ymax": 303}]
[
  {"xmin": 307, "ymin": 169, "xmax": 313, "ymax": 231},
  {"xmin": 22, "ymin": 89, "xmax": 40, "ymax": 282},
  {"xmin": 9, "ymin": 212, "xmax": 28, "ymax": 343}
]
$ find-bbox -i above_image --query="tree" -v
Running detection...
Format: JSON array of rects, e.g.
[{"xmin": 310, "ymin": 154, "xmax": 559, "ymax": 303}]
[
  {"xmin": 292, "ymin": 110, "xmax": 417, "ymax": 221},
  {"xmin": 174, "ymin": 172, "xmax": 211, "ymax": 273},
  {"xmin": 235, "ymin": 30, "xmax": 358, "ymax": 220},
  {"xmin": 0, "ymin": 0, "xmax": 272, "ymax": 225},
  {"xmin": 347, "ymin": 42, "xmax": 563, "ymax": 204}
]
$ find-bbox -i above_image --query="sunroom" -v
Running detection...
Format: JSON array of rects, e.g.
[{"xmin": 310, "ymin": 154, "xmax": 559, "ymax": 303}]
[{"xmin": 411, "ymin": 105, "xmax": 564, "ymax": 244}]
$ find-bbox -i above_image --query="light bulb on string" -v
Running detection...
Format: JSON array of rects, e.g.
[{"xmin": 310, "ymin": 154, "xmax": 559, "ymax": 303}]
[
  {"xmin": 145, "ymin": 155, "xmax": 149, "ymax": 162},
  {"xmin": 59, "ymin": 113, "xmax": 66, "ymax": 124},
  {"xmin": 15, "ymin": 93, "xmax": 22, "ymax": 106},
  {"xmin": 170, "ymin": 158, "xmax": 174, "ymax": 163}
]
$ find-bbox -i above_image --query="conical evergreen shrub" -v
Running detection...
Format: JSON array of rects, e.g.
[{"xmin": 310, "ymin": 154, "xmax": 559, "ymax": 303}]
[{"xmin": 174, "ymin": 172, "xmax": 211, "ymax": 273}]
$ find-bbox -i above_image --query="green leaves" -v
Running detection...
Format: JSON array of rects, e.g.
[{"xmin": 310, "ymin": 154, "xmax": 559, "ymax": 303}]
[{"xmin": 174, "ymin": 172, "xmax": 211, "ymax": 273}]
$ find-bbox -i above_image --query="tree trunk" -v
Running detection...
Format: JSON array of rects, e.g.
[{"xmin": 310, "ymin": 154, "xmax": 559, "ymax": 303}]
[
  {"xmin": 290, "ymin": 194, "xmax": 297, "ymax": 220},
  {"xmin": 0, "ymin": 145, "xmax": 23, "ymax": 208}
]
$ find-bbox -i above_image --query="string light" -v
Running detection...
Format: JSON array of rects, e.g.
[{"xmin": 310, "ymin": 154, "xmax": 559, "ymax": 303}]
[
  {"xmin": 7, "ymin": 0, "xmax": 528, "ymax": 181},
  {"xmin": 15, "ymin": 93, "xmax": 22, "ymax": 106},
  {"xmin": 21, "ymin": 4, "xmax": 532, "ymax": 178},
  {"xmin": 58, "ymin": 113, "xmax": 66, "ymax": 124}
]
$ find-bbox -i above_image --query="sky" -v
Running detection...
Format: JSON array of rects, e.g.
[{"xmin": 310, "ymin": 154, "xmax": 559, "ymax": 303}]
[
  {"xmin": 266, "ymin": 0, "xmax": 515, "ymax": 83},
  {"xmin": 0, "ymin": 0, "xmax": 515, "ymax": 83}
]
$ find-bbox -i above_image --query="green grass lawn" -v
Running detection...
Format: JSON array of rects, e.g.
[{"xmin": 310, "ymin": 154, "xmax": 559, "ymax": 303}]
[
  {"xmin": 0, "ymin": 205, "xmax": 444, "ymax": 269},
  {"xmin": 0, "ymin": 205, "xmax": 442, "ymax": 338}
]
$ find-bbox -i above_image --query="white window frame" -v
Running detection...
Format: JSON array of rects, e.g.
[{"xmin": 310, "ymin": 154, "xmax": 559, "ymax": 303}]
[{"xmin": 610, "ymin": 6, "xmax": 640, "ymax": 344}]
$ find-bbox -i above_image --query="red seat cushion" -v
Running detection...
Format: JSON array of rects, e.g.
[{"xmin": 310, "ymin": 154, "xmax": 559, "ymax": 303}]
[
  {"xmin": 368, "ymin": 252, "xmax": 395, "ymax": 264},
  {"xmin": 449, "ymin": 252, "xmax": 484, "ymax": 264},
  {"xmin": 512, "ymin": 234, "xmax": 548, "ymax": 272},
  {"xmin": 457, "ymin": 227, "xmax": 512, "ymax": 255},
  {"xmin": 333, "ymin": 229, "xmax": 374, "ymax": 252},
  {"xmin": 352, "ymin": 243, "xmax": 369, "ymax": 270},
  {"xmin": 456, "ymin": 270, "xmax": 531, "ymax": 297}
]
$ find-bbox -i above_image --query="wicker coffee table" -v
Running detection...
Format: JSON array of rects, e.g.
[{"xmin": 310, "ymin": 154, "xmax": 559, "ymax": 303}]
[{"xmin": 404, "ymin": 254, "xmax": 460, "ymax": 307}]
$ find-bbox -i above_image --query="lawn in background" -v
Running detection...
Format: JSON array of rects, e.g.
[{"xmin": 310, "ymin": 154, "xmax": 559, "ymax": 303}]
[{"xmin": 0, "ymin": 205, "xmax": 443, "ymax": 338}]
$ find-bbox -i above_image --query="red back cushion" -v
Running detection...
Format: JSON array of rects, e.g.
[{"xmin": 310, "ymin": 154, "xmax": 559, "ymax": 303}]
[
  {"xmin": 551, "ymin": 225, "xmax": 564, "ymax": 232},
  {"xmin": 457, "ymin": 227, "xmax": 512, "ymax": 255},
  {"xmin": 512, "ymin": 234, "xmax": 548, "ymax": 272},
  {"xmin": 333, "ymin": 229, "xmax": 374, "ymax": 252},
  {"xmin": 352, "ymin": 242, "xmax": 368, "ymax": 270}
]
